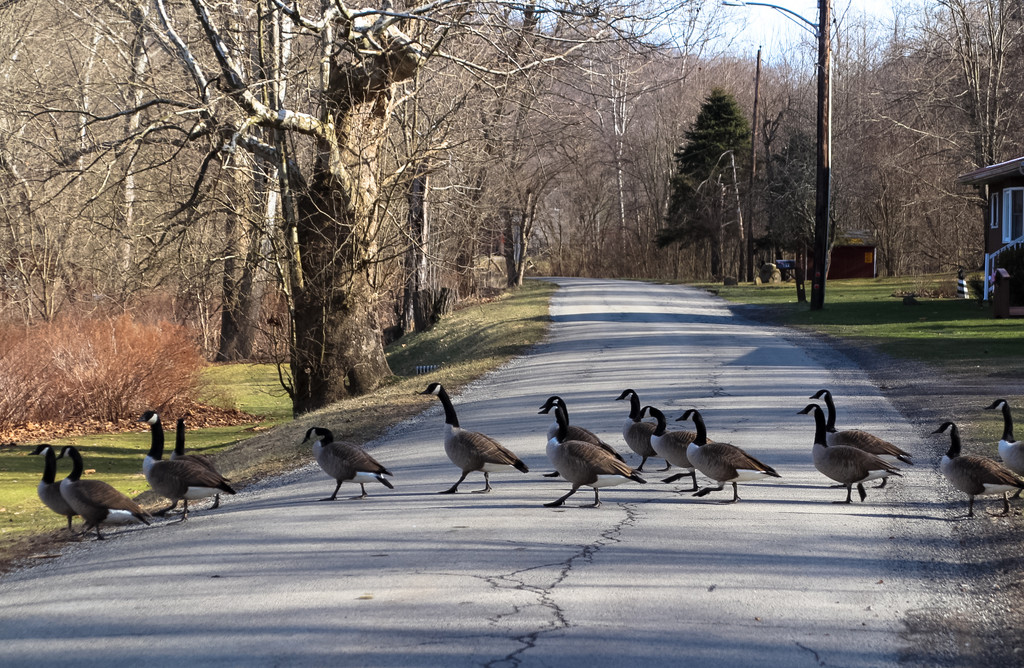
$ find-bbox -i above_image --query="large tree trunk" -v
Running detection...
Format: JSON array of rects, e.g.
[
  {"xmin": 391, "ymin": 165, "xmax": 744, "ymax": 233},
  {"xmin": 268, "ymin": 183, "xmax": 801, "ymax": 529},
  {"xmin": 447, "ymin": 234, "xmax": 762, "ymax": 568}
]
[
  {"xmin": 288, "ymin": 67, "xmax": 399, "ymax": 413},
  {"xmin": 290, "ymin": 173, "xmax": 392, "ymax": 411}
]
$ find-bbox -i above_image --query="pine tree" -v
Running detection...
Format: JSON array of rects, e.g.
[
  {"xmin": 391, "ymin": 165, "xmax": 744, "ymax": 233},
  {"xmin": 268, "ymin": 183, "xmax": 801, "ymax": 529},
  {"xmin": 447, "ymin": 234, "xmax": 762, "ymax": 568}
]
[{"xmin": 660, "ymin": 89, "xmax": 751, "ymax": 277}]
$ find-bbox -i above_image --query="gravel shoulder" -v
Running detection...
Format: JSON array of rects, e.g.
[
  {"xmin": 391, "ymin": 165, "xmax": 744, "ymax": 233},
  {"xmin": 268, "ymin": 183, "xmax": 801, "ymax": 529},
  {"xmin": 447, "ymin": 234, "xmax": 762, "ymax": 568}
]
[{"xmin": 729, "ymin": 301, "xmax": 1024, "ymax": 666}]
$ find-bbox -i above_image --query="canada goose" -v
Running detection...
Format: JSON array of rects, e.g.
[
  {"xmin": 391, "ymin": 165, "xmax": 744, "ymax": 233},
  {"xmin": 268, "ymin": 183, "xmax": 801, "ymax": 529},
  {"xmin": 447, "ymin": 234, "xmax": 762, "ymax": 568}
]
[
  {"xmin": 809, "ymin": 389, "xmax": 912, "ymax": 488},
  {"xmin": 676, "ymin": 408, "xmax": 780, "ymax": 503},
  {"xmin": 139, "ymin": 410, "xmax": 236, "ymax": 520},
  {"xmin": 985, "ymin": 399, "xmax": 1024, "ymax": 498},
  {"xmin": 798, "ymin": 404, "xmax": 901, "ymax": 503},
  {"xmin": 171, "ymin": 418, "xmax": 229, "ymax": 509},
  {"xmin": 302, "ymin": 426, "xmax": 395, "ymax": 500},
  {"xmin": 420, "ymin": 382, "xmax": 529, "ymax": 493},
  {"xmin": 934, "ymin": 421, "xmax": 1024, "ymax": 517},
  {"xmin": 639, "ymin": 406, "xmax": 698, "ymax": 490},
  {"xmin": 30, "ymin": 444, "xmax": 77, "ymax": 534},
  {"xmin": 615, "ymin": 389, "xmax": 661, "ymax": 471},
  {"xmin": 539, "ymin": 396, "xmax": 623, "ymax": 477},
  {"xmin": 56, "ymin": 446, "xmax": 150, "ymax": 540},
  {"xmin": 544, "ymin": 402, "xmax": 646, "ymax": 507}
]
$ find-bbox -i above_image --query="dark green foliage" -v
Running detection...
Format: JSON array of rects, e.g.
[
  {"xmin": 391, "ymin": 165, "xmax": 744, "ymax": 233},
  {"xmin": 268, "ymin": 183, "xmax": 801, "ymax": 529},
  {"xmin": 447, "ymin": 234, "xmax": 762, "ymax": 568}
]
[
  {"xmin": 660, "ymin": 89, "xmax": 750, "ymax": 275},
  {"xmin": 995, "ymin": 245, "xmax": 1024, "ymax": 306}
]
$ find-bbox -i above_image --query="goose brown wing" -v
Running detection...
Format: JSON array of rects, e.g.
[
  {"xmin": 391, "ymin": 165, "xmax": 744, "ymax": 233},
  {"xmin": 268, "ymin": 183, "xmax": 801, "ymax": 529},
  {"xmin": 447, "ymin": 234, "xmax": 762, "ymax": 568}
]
[
  {"xmin": 164, "ymin": 459, "xmax": 236, "ymax": 493},
  {"xmin": 177, "ymin": 453, "xmax": 220, "ymax": 473},
  {"xmin": 567, "ymin": 425, "xmax": 623, "ymax": 460},
  {"xmin": 824, "ymin": 446, "xmax": 900, "ymax": 484},
  {"xmin": 958, "ymin": 455, "xmax": 1024, "ymax": 493},
  {"xmin": 323, "ymin": 442, "xmax": 392, "ymax": 476},
  {"xmin": 624, "ymin": 421, "xmax": 657, "ymax": 457},
  {"xmin": 734, "ymin": 447, "xmax": 780, "ymax": 477},
  {"xmin": 74, "ymin": 480, "xmax": 149, "ymax": 517},
  {"xmin": 666, "ymin": 430, "xmax": 698, "ymax": 447},
  {"xmin": 703, "ymin": 442, "xmax": 779, "ymax": 477},
  {"xmin": 562, "ymin": 440, "xmax": 635, "ymax": 477},
  {"xmin": 833, "ymin": 429, "xmax": 911, "ymax": 460},
  {"xmin": 464, "ymin": 430, "xmax": 527, "ymax": 469}
]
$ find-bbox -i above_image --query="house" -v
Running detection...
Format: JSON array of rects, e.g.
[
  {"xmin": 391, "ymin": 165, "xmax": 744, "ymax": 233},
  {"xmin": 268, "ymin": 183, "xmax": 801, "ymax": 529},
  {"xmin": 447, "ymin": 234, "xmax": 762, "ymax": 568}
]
[{"xmin": 957, "ymin": 155, "xmax": 1024, "ymax": 299}]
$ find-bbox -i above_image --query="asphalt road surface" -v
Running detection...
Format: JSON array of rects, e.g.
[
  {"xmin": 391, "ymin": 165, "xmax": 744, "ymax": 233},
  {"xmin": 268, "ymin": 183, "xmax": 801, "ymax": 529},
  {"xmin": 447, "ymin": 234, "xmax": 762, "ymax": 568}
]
[{"xmin": 0, "ymin": 278, "xmax": 961, "ymax": 667}]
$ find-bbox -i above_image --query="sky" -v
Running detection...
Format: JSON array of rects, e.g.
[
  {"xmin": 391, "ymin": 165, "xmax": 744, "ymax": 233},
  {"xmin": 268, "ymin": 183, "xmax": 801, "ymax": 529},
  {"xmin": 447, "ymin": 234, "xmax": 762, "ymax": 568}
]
[{"xmin": 721, "ymin": 0, "xmax": 900, "ymax": 59}]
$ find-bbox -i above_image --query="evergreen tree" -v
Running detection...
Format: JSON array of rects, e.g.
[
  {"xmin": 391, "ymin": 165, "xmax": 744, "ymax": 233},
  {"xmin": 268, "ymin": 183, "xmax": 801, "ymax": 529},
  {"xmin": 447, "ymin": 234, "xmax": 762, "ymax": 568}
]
[{"xmin": 659, "ymin": 89, "xmax": 751, "ymax": 277}]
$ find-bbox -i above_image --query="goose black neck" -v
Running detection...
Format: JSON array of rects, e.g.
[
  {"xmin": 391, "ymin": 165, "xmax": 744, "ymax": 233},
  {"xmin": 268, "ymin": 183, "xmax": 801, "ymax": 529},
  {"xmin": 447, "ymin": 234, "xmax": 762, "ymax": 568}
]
[
  {"xmin": 147, "ymin": 417, "xmax": 165, "ymax": 460},
  {"xmin": 821, "ymin": 392, "xmax": 838, "ymax": 431},
  {"xmin": 648, "ymin": 407, "xmax": 666, "ymax": 436},
  {"xmin": 554, "ymin": 404, "xmax": 569, "ymax": 442},
  {"xmin": 65, "ymin": 447, "xmax": 84, "ymax": 481},
  {"xmin": 810, "ymin": 406, "xmax": 827, "ymax": 445},
  {"xmin": 945, "ymin": 424, "xmax": 962, "ymax": 459},
  {"xmin": 626, "ymin": 391, "xmax": 641, "ymax": 421},
  {"xmin": 1000, "ymin": 402, "xmax": 1015, "ymax": 441},
  {"xmin": 174, "ymin": 419, "xmax": 185, "ymax": 456},
  {"xmin": 39, "ymin": 446, "xmax": 57, "ymax": 484},
  {"xmin": 436, "ymin": 386, "xmax": 460, "ymax": 428},
  {"xmin": 690, "ymin": 411, "xmax": 707, "ymax": 445}
]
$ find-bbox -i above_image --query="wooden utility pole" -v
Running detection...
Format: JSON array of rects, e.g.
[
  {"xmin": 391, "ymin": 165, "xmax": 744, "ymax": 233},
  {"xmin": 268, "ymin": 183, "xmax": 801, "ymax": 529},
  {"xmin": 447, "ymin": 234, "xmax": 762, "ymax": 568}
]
[
  {"xmin": 746, "ymin": 46, "xmax": 762, "ymax": 283},
  {"xmin": 810, "ymin": 0, "xmax": 832, "ymax": 310}
]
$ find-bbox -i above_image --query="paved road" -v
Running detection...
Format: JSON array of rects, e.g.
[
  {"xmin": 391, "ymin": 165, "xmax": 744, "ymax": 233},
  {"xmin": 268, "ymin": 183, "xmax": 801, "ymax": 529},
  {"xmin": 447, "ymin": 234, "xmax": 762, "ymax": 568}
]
[{"xmin": 0, "ymin": 279, "xmax": 950, "ymax": 667}]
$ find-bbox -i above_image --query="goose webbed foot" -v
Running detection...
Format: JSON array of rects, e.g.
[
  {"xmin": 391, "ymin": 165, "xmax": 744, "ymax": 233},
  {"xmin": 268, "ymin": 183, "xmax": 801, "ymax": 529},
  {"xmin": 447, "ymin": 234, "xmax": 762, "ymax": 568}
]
[
  {"xmin": 693, "ymin": 484, "xmax": 724, "ymax": 498},
  {"xmin": 542, "ymin": 471, "xmax": 561, "ymax": 478},
  {"xmin": 874, "ymin": 478, "xmax": 888, "ymax": 489},
  {"xmin": 661, "ymin": 473, "xmax": 686, "ymax": 484},
  {"xmin": 545, "ymin": 487, "xmax": 579, "ymax": 507},
  {"xmin": 440, "ymin": 472, "xmax": 469, "ymax": 494},
  {"xmin": 470, "ymin": 472, "xmax": 493, "ymax": 493},
  {"xmin": 210, "ymin": 495, "xmax": 221, "ymax": 509}
]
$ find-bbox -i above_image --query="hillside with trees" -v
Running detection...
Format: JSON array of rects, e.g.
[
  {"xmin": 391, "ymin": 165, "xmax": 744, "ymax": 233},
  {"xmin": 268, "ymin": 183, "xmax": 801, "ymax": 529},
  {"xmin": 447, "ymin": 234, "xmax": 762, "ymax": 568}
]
[{"xmin": 0, "ymin": 0, "xmax": 1020, "ymax": 424}]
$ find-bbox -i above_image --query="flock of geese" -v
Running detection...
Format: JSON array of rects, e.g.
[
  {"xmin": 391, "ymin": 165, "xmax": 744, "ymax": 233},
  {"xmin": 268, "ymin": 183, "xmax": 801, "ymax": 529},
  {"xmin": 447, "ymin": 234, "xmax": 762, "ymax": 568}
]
[{"xmin": 28, "ymin": 383, "xmax": 1024, "ymax": 540}]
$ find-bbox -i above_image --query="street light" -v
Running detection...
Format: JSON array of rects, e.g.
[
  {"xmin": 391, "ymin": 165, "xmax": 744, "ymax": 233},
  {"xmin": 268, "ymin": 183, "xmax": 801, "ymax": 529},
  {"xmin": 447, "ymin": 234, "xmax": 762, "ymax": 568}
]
[{"xmin": 723, "ymin": 0, "xmax": 831, "ymax": 310}]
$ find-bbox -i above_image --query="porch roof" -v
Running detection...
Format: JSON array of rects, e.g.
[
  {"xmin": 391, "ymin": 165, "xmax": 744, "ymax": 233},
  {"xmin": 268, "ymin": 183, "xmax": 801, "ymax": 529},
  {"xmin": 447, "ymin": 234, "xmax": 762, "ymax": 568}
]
[{"xmin": 958, "ymin": 156, "xmax": 1024, "ymax": 186}]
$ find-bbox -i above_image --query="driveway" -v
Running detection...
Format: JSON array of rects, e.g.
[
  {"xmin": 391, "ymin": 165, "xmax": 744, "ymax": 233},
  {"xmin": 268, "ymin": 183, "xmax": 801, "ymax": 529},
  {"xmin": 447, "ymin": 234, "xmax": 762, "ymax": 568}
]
[{"xmin": 0, "ymin": 278, "xmax": 956, "ymax": 667}]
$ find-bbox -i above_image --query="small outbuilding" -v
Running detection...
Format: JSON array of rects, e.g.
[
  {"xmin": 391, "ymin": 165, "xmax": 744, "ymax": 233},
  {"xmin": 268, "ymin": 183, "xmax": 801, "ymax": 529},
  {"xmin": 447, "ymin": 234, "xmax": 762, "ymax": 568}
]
[
  {"xmin": 827, "ymin": 231, "xmax": 876, "ymax": 280},
  {"xmin": 957, "ymin": 155, "xmax": 1024, "ymax": 300}
]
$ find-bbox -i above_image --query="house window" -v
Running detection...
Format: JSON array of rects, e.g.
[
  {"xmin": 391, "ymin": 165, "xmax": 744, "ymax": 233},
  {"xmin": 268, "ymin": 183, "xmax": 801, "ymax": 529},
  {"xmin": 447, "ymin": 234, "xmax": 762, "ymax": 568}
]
[{"xmin": 1003, "ymin": 188, "xmax": 1024, "ymax": 242}]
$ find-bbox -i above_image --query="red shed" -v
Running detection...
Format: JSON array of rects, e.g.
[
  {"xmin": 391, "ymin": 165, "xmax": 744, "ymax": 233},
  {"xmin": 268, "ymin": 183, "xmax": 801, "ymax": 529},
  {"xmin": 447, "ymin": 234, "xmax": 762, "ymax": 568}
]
[{"xmin": 827, "ymin": 232, "xmax": 876, "ymax": 280}]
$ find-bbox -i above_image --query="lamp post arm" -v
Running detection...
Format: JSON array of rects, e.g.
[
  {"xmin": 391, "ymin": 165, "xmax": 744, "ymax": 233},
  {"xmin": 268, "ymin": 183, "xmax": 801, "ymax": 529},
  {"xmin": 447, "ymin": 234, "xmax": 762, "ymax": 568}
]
[{"xmin": 721, "ymin": 0, "xmax": 819, "ymax": 36}]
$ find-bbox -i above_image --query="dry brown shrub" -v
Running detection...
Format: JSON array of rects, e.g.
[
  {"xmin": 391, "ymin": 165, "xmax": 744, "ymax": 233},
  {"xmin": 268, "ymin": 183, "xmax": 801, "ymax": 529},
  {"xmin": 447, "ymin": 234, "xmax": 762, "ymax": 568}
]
[{"xmin": 0, "ymin": 315, "xmax": 203, "ymax": 429}]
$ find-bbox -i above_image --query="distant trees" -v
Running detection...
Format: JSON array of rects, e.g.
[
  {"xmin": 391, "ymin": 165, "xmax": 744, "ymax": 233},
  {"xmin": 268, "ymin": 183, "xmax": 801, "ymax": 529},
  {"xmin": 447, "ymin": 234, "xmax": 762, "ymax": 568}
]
[{"xmin": 3, "ymin": 0, "xmax": 1023, "ymax": 420}]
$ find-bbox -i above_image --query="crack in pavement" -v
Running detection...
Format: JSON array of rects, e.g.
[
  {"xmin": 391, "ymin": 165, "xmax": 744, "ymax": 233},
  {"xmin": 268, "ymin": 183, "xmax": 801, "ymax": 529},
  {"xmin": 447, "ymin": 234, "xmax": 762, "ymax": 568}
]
[
  {"xmin": 478, "ymin": 503, "xmax": 642, "ymax": 668},
  {"xmin": 795, "ymin": 641, "xmax": 826, "ymax": 666}
]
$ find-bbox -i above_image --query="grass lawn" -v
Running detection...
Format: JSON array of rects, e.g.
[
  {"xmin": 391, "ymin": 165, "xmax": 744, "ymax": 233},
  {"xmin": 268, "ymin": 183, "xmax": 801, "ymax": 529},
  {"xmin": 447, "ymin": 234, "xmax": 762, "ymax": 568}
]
[
  {"xmin": 703, "ymin": 274, "xmax": 1024, "ymax": 448},
  {"xmin": 0, "ymin": 281, "xmax": 555, "ymax": 558},
  {"xmin": 705, "ymin": 276, "xmax": 1023, "ymax": 371}
]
